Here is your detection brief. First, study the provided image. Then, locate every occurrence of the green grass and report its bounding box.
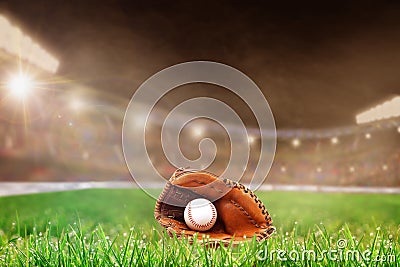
[0,189,399,266]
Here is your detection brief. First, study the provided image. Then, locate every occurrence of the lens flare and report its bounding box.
[7,73,34,99]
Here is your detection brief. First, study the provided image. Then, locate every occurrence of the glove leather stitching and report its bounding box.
[229,199,262,228]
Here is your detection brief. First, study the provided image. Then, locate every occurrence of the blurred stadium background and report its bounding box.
[0,2,399,195]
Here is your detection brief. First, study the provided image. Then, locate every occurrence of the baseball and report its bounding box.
[184,198,217,231]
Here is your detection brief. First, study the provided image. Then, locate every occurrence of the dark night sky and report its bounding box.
[1,0,400,128]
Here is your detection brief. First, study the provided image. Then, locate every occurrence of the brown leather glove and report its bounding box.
[154,168,275,243]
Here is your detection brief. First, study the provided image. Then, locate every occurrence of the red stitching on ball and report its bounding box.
[187,201,216,230]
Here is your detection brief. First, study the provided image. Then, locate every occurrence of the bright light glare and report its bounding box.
[248,135,255,144]
[70,99,84,111]
[0,15,59,73]
[291,138,301,148]
[356,96,400,124]
[331,136,339,145]
[7,73,33,99]
[192,125,203,137]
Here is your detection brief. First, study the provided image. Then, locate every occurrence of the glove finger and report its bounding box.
[215,183,275,240]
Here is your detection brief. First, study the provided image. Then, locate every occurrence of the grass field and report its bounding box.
[0,189,399,266]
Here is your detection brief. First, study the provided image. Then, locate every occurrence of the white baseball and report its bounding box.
[184,198,217,231]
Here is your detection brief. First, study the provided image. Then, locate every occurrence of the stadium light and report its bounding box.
[349,166,355,173]
[397,126,400,134]
[316,166,322,173]
[365,133,371,139]
[356,96,400,124]
[280,166,287,173]
[7,72,33,99]
[382,164,388,171]
[0,15,59,73]
[248,135,255,144]
[291,138,301,148]
[192,125,203,137]
[330,136,339,145]
[69,98,84,111]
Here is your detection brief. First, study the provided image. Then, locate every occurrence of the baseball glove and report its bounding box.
[154,168,275,243]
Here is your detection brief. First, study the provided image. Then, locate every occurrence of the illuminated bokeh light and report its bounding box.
[280,166,287,173]
[291,138,301,148]
[70,98,85,111]
[248,135,255,144]
[330,136,339,145]
[192,125,203,137]
[7,73,33,99]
